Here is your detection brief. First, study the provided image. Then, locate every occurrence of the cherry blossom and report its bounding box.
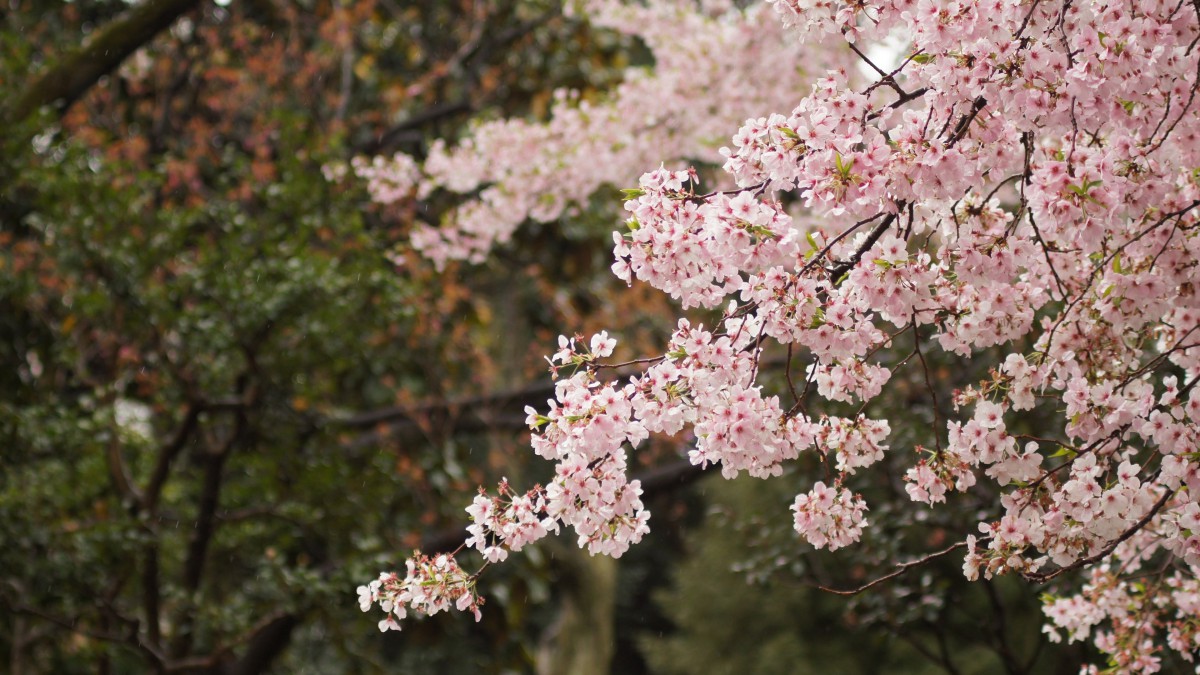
[355,0,851,267]
[358,0,1200,667]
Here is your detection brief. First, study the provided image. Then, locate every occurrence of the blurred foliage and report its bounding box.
[0,0,658,672]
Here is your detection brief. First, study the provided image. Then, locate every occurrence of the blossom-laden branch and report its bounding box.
[356,0,1200,669]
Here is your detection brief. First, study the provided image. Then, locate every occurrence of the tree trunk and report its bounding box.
[536,544,617,675]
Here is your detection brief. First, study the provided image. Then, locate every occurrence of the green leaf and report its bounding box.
[834,152,854,179]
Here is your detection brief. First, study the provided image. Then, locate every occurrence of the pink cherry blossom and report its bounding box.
[357,0,1200,667]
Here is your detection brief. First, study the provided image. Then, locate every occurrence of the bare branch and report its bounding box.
[143,403,202,513]
[813,540,971,596]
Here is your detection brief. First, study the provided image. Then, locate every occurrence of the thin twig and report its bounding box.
[814,540,971,596]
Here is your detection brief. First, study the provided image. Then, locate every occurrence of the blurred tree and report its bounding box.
[0,0,662,672]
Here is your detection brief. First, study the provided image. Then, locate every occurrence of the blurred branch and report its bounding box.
[222,612,301,675]
[637,458,706,500]
[144,403,202,513]
[332,380,556,440]
[1,595,168,671]
[355,7,559,155]
[338,355,789,449]
[106,435,145,511]
[8,0,205,123]
[812,540,971,596]
[173,365,257,659]
[981,580,1023,675]
[356,99,473,155]
[3,592,297,674]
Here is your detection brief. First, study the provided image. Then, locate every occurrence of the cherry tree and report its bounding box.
[357,0,1200,670]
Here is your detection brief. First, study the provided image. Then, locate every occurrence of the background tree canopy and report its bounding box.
[2,1,652,671]
[0,0,1143,673]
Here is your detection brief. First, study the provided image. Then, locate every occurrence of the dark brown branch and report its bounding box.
[331,381,557,430]
[946,96,988,147]
[221,613,300,675]
[827,210,900,279]
[1146,52,1200,153]
[106,435,145,511]
[356,100,473,155]
[144,403,202,513]
[8,0,204,123]
[3,598,167,670]
[636,458,707,500]
[181,450,232,595]
[911,320,944,454]
[3,593,297,674]
[173,390,250,659]
[981,579,1024,675]
[849,40,908,98]
[867,86,929,122]
[813,540,970,596]
[1021,131,1069,299]
[1022,486,1175,583]
[142,542,163,648]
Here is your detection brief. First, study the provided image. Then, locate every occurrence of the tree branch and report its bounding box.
[813,540,971,596]
[1022,486,1175,583]
[106,434,145,512]
[172,390,251,659]
[221,613,300,675]
[8,0,203,123]
[144,402,202,513]
[356,99,474,155]
[330,381,557,430]
[2,597,168,671]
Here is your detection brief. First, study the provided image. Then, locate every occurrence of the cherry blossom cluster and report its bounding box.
[524,367,652,556]
[791,481,869,550]
[465,478,556,563]
[613,167,802,309]
[348,153,420,206]
[353,0,850,267]
[359,0,1200,667]
[468,352,658,562]
[1041,529,1200,672]
[356,553,483,632]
